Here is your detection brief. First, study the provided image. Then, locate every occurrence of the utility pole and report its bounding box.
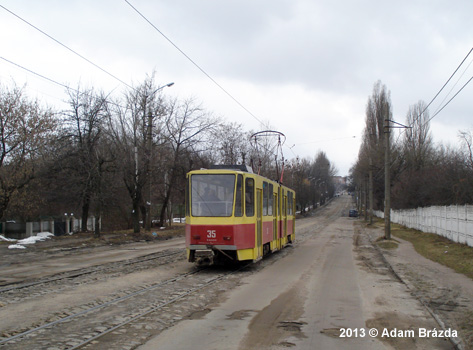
[383,119,411,239]
[368,155,373,225]
[384,118,391,240]
[363,176,368,221]
[144,82,174,232]
[146,110,153,231]
[133,130,140,234]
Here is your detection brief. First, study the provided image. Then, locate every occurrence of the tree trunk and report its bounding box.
[133,199,140,233]
[158,192,170,227]
[140,204,147,229]
[94,214,101,238]
[81,194,90,232]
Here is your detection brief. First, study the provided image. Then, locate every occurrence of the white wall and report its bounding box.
[374,205,473,247]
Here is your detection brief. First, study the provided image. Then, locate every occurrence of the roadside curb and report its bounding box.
[363,226,464,350]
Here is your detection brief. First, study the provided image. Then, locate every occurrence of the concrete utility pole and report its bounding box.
[383,119,410,239]
[384,118,391,240]
[363,177,368,221]
[146,110,153,231]
[144,82,174,232]
[369,156,373,225]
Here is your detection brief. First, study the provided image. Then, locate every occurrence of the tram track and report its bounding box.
[0,264,250,349]
[0,249,183,292]
[0,198,353,349]
[0,249,185,307]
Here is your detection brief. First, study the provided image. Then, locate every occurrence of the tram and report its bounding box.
[185,165,296,264]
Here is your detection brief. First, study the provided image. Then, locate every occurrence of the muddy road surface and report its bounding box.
[0,195,468,349]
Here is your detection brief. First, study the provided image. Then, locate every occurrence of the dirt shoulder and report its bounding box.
[0,227,185,285]
[0,226,185,257]
[360,222,473,349]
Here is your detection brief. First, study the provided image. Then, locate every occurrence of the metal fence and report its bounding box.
[374,205,473,247]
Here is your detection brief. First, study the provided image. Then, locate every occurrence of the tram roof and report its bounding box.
[208,164,254,173]
[188,166,295,192]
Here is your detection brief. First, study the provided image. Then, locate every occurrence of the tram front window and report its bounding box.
[191,174,235,217]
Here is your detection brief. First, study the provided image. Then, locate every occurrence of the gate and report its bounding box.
[54,221,66,236]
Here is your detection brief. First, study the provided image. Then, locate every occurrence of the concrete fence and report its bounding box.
[374,205,473,247]
[2,217,99,239]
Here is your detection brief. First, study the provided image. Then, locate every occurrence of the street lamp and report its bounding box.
[145,82,174,231]
[151,82,174,95]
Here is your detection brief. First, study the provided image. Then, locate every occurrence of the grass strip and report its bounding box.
[370,218,473,280]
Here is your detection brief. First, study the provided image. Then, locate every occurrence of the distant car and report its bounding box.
[349,209,358,217]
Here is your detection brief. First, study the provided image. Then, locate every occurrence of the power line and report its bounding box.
[418,47,473,119]
[124,0,265,127]
[431,56,473,117]
[0,4,134,91]
[297,136,357,145]
[427,74,473,123]
[395,47,473,141]
[1,56,73,92]
[0,56,132,111]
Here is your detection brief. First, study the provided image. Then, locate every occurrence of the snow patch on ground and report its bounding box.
[8,244,26,249]
[0,235,16,242]
[6,232,54,249]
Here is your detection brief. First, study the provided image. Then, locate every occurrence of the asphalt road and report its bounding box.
[1,195,461,349]
[137,196,452,350]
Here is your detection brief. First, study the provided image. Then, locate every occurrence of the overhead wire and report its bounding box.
[123,0,265,127]
[384,48,473,178]
[297,136,357,145]
[426,74,473,124]
[0,56,130,112]
[394,46,473,143]
[418,47,473,120]
[2,2,266,133]
[0,4,135,91]
[431,55,473,117]
[1,56,74,93]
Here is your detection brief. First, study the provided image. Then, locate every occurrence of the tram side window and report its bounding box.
[268,184,273,216]
[263,182,268,216]
[185,177,190,216]
[288,191,294,215]
[235,175,243,217]
[282,191,286,216]
[278,187,281,216]
[245,178,255,217]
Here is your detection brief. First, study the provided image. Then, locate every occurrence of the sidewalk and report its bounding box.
[362,224,473,349]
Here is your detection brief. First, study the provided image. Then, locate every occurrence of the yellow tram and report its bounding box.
[185,165,296,264]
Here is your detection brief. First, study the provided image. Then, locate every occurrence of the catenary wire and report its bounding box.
[123,0,265,127]
[418,47,473,119]
[394,47,473,142]
[426,74,473,124]
[0,4,135,91]
[0,56,131,111]
[431,56,473,117]
[1,56,76,92]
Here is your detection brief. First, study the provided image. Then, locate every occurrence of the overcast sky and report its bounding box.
[1,0,472,176]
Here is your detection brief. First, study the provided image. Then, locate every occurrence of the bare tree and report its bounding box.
[64,87,110,234]
[290,157,311,212]
[403,101,433,170]
[0,83,56,220]
[361,81,392,210]
[106,73,178,233]
[158,97,218,226]
[209,122,249,165]
[459,129,473,170]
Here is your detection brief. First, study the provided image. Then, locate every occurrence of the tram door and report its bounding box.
[278,187,283,246]
[256,189,263,258]
[273,191,278,250]
[283,194,288,237]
